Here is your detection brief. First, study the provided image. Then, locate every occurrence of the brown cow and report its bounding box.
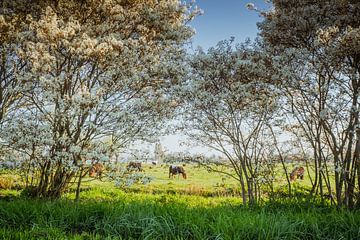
[290,166,305,181]
[127,161,143,171]
[169,165,187,179]
[89,163,104,178]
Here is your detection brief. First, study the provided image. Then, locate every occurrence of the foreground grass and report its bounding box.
[0,165,356,239]
[0,188,359,239]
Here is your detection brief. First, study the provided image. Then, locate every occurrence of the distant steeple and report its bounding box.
[154,142,164,163]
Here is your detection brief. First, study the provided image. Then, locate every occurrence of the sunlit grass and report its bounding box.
[0,190,359,239]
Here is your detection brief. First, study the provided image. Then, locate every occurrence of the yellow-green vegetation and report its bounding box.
[0,173,22,190]
[79,163,324,198]
[0,163,327,199]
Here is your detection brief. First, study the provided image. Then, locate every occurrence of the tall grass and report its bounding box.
[0,188,359,239]
[0,165,357,239]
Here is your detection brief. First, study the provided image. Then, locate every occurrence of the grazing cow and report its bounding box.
[127,161,143,171]
[151,161,158,166]
[169,165,187,179]
[290,166,305,181]
[89,163,104,178]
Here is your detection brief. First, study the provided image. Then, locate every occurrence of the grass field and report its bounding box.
[0,164,358,239]
[106,164,242,197]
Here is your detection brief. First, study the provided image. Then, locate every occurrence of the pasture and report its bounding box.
[92,163,323,197]
[112,164,241,197]
[0,164,359,239]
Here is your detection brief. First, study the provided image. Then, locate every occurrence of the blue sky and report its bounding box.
[189,0,271,50]
[159,1,272,155]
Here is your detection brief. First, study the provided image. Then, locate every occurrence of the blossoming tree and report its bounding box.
[182,39,279,204]
[258,0,360,207]
[0,0,197,199]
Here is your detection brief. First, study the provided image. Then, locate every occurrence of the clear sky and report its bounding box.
[160,0,271,156]
[189,0,271,50]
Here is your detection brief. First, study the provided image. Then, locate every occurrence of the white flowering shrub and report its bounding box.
[182,39,280,204]
[258,0,360,207]
[0,0,199,199]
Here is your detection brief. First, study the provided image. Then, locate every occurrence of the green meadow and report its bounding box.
[0,164,359,240]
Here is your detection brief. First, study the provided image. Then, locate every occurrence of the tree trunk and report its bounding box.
[75,168,84,202]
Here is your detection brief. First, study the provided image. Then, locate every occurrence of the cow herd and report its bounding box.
[87,161,188,180]
[125,162,188,179]
[87,161,305,182]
